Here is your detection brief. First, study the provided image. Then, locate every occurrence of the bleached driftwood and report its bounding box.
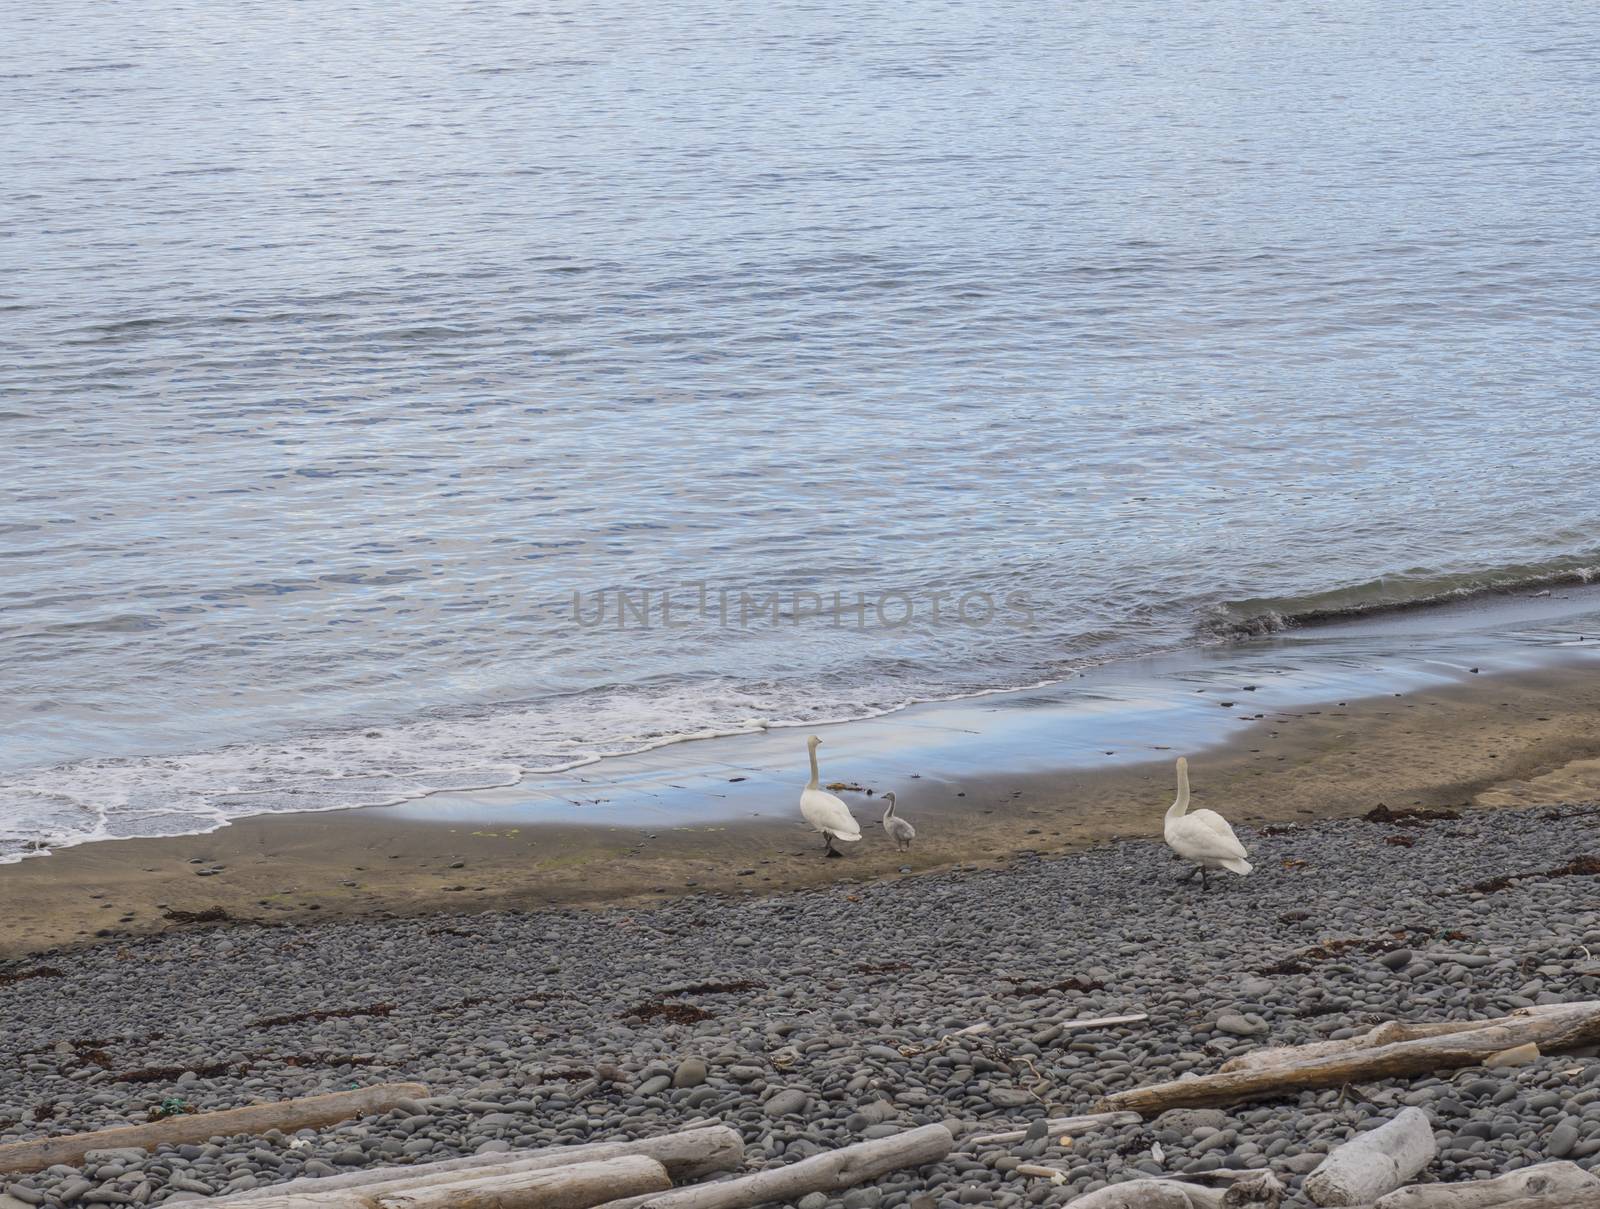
[377,1155,669,1209]
[1060,1014,1150,1033]
[0,1084,429,1175]
[1015,1163,1068,1179]
[1303,1109,1435,1206]
[1219,1007,1573,1073]
[964,1111,1141,1147]
[1101,1003,1600,1116]
[1371,1195,1600,1209]
[1062,1183,1203,1208]
[582,1182,738,1209]
[1061,1170,1284,1207]
[592,1124,953,1209]
[1363,1160,1600,1206]
[218,1127,744,1209]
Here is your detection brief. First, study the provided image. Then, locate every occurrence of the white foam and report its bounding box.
[0,677,961,863]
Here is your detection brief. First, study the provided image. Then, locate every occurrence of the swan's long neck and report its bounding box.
[1166,761,1191,822]
[883,797,896,820]
[806,745,820,790]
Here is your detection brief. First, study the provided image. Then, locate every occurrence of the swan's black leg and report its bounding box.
[824,834,842,859]
[1176,866,1201,883]
[1200,867,1209,891]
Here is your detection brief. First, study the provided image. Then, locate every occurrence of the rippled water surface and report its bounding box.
[4,0,1600,857]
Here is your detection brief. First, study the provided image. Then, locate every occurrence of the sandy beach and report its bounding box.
[5,660,1600,960]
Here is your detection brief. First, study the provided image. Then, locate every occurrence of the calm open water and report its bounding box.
[3,0,1600,858]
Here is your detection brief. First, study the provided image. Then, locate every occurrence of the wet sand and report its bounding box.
[4,661,1600,958]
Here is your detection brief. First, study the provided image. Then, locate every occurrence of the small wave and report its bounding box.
[1201,555,1600,639]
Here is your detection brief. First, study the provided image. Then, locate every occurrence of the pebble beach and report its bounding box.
[6,799,1600,1207]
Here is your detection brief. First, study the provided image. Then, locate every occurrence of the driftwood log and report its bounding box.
[1360,1161,1600,1207]
[1062,1182,1203,1208]
[1219,1007,1573,1073]
[217,1127,744,1209]
[1303,1109,1434,1206]
[1399,1194,1600,1209]
[593,1124,954,1209]
[1060,1014,1150,1033]
[0,1084,429,1175]
[378,1155,669,1209]
[1101,1003,1600,1115]
[1062,1171,1284,1208]
[964,1112,1141,1147]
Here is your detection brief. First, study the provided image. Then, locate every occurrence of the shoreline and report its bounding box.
[4,658,1600,959]
[7,576,1600,864]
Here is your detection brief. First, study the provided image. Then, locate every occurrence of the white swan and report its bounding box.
[800,735,861,857]
[881,791,915,851]
[1163,757,1252,889]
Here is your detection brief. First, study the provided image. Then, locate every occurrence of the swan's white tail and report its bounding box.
[1220,857,1253,875]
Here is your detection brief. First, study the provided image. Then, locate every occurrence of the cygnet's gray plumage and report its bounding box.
[881,791,915,851]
